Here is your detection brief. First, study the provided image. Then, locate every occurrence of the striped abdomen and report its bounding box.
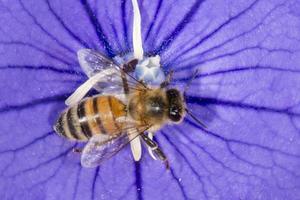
[54,96,126,141]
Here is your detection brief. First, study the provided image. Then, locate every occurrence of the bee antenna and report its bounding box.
[183,69,200,98]
[185,108,207,129]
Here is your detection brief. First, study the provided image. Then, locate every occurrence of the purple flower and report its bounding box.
[1,0,300,199]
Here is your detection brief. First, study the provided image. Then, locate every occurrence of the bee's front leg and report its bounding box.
[146,132,157,160]
[140,133,169,170]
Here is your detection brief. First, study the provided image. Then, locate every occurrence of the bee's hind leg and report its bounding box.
[140,133,169,170]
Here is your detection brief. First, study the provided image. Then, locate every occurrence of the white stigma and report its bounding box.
[132,0,144,60]
[131,0,165,86]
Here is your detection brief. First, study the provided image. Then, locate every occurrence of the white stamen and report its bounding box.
[65,69,114,106]
[132,0,144,60]
[130,137,142,161]
[127,128,142,161]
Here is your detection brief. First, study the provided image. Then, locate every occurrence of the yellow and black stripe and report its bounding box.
[92,97,107,134]
[54,96,127,141]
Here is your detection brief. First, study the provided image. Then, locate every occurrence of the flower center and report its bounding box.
[134,56,165,85]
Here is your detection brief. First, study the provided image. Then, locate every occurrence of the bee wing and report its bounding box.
[66,49,146,106]
[77,49,120,78]
[66,49,125,106]
[77,49,145,93]
[81,126,147,168]
[65,69,124,106]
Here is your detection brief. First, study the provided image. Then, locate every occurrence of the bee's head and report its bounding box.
[161,69,206,128]
[166,88,185,123]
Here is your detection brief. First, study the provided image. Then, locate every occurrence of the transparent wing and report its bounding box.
[78,48,119,77]
[65,68,124,106]
[66,49,124,106]
[81,126,147,168]
[78,49,124,93]
[66,49,147,106]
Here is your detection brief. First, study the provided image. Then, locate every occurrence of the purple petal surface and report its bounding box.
[0,0,300,200]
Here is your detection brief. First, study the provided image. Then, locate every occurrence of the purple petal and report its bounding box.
[0,0,300,200]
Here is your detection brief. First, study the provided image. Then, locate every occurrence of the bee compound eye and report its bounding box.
[169,106,181,122]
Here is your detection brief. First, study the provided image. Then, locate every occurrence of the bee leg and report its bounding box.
[72,148,82,154]
[123,59,138,72]
[147,132,157,160]
[160,70,174,88]
[141,133,170,170]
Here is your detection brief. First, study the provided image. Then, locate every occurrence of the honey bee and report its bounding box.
[54,49,205,169]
